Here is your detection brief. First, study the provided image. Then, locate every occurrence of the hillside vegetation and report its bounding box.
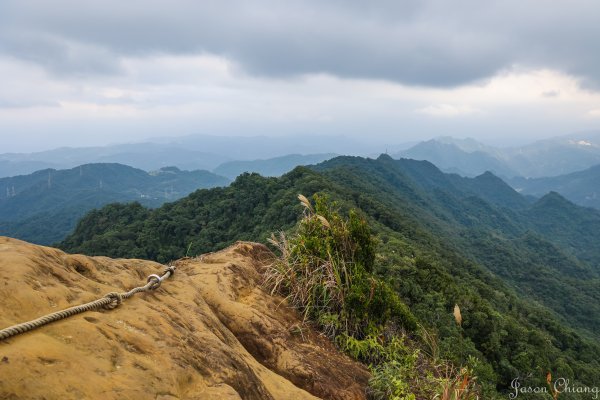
[510,164,600,209]
[0,163,229,244]
[61,155,600,398]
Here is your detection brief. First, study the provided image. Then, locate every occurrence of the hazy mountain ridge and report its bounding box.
[0,134,409,178]
[0,163,229,244]
[0,152,345,244]
[399,139,518,177]
[213,153,338,179]
[392,158,530,210]
[0,143,230,177]
[396,131,600,178]
[510,164,600,209]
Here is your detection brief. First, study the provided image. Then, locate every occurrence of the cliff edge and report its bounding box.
[0,237,369,399]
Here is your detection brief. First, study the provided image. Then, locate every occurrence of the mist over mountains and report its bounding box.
[394,132,600,209]
[213,153,337,180]
[5,130,600,181]
[509,165,600,209]
[0,134,408,178]
[397,131,600,178]
[2,129,600,252]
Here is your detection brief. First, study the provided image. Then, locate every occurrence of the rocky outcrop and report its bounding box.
[0,237,369,399]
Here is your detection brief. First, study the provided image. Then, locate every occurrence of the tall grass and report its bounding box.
[434,362,479,400]
[265,194,480,399]
[266,194,412,338]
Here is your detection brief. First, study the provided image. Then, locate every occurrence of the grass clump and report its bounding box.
[267,194,416,338]
[266,194,480,399]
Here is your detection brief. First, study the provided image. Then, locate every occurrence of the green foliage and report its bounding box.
[0,163,229,244]
[336,332,414,366]
[369,360,417,400]
[338,331,482,400]
[269,195,427,398]
[270,195,483,400]
[62,171,326,261]
[267,194,416,338]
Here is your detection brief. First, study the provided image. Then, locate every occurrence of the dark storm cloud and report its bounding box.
[1,0,599,87]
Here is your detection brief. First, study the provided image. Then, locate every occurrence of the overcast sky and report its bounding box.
[1,0,600,152]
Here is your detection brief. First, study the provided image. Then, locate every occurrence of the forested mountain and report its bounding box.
[398,139,517,177]
[396,132,600,178]
[510,164,600,209]
[0,163,229,244]
[60,154,600,397]
[404,136,600,210]
[213,153,337,179]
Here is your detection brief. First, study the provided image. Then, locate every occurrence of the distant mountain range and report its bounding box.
[0,153,353,244]
[213,153,337,179]
[5,130,600,217]
[396,131,600,178]
[0,163,229,244]
[399,138,517,177]
[509,164,600,209]
[5,131,600,180]
[0,134,411,178]
[0,143,230,178]
[394,133,600,209]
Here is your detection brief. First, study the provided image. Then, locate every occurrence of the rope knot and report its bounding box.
[163,265,176,276]
[103,292,123,309]
[147,274,162,290]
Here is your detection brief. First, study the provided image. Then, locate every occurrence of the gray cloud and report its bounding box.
[0,32,122,77]
[1,0,599,88]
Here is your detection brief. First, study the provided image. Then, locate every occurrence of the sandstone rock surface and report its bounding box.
[0,237,369,399]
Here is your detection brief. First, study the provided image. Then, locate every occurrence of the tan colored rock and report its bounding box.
[0,237,369,400]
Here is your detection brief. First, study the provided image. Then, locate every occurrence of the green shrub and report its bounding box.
[369,360,417,400]
[266,194,416,338]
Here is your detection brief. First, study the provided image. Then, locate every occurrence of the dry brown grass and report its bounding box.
[266,228,349,332]
[434,364,480,400]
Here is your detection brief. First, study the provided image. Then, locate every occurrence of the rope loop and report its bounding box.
[103,292,123,309]
[147,274,162,290]
[163,265,176,276]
